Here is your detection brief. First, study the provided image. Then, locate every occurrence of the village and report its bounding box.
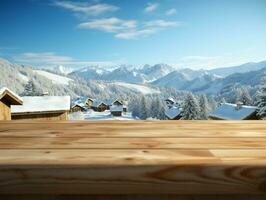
[0,86,263,121]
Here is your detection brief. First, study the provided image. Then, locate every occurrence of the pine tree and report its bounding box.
[156,97,166,120]
[139,95,148,120]
[237,87,253,105]
[150,98,158,118]
[256,74,266,119]
[21,80,41,96]
[181,93,201,120]
[199,94,209,119]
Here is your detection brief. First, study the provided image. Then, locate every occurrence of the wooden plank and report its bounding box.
[2,195,266,200]
[1,149,266,165]
[0,121,266,195]
[0,122,266,138]
[1,137,266,149]
[0,121,265,131]
[0,157,266,194]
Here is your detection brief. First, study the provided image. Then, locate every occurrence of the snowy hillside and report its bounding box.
[113,82,160,95]
[51,65,74,75]
[34,70,73,85]
[151,71,191,90]
[208,61,266,77]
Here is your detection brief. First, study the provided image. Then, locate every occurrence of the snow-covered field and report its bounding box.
[69,109,135,120]
[34,70,73,85]
[114,82,160,95]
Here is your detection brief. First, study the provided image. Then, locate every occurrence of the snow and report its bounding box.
[18,73,29,82]
[110,105,123,112]
[165,106,181,119]
[0,87,23,102]
[209,103,257,120]
[114,82,160,94]
[34,70,73,85]
[69,109,135,120]
[11,96,70,113]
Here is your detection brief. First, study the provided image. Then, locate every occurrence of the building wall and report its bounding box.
[0,100,11,120]
[111,111,122,116]
[70,106,85,113]
[12,111,68,121]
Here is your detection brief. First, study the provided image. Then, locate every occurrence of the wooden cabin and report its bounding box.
[85,98,94,107]
[0,87,23,120]
[165,106,182,120]
[70,104,86,113]
[208,103,259,120]
[91,101,108,112]
[113,100,123,106]
[165,97,175,108]
[110,105,123,116]
[11,96,70,120]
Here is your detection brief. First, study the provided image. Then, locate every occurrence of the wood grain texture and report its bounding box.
[0,121,266,195]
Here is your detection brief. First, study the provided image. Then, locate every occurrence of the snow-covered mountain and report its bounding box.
[1,57,266,98]
[69,63,174,84]
[69,66,108,80]
[51,65,74,75]
[151,71,190,90]
[151,71,220,92]
[138,64,175,82]
[0,58,161,97]
[208,61,266,77]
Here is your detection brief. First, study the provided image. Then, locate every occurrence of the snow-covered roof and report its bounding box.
[165,97,175,103]
[71,103,85,108]
[209,103,257,120]
[11,96,70,114]
[165,106,181,119]
[110,105,123,112]
[91,100,107,107]
[0,87,23,105]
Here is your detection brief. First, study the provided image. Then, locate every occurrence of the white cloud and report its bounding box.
[145,20,179,28]
[115,29,157,40]
[14,52,115,67]
[53,1,119,16]
[165,8,177,16]
[78,18,137,32]
[78,18,181,39]
[144,2,159,12]
[15,52,73,65]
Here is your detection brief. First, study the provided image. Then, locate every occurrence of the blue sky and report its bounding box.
[0,0,266,69]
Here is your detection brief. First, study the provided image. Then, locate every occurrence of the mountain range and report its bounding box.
[1,57,266,98]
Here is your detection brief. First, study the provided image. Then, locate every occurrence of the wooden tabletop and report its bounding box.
[0,121,266,195]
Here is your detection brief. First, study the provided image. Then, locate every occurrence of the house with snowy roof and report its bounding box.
[165,97,176,108]
[208,102,259,120]
[91,100,108,112]
[165,106,182,120]
[85,97,94,107]
[11,96,70,120]
[110,105,123,116]
[70,104,86,113]
[0,87,23,120]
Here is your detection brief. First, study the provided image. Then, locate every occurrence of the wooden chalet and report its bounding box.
[165,97,176,108]
[85,98,94,107]
[91,101,108,112]
[113,99,123,106]
[208,103,259,120]
[165,106,182,120]
[70,104,86,113]
[11,96,70,120]
[110,105,123,116]
[0,87,23,120]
